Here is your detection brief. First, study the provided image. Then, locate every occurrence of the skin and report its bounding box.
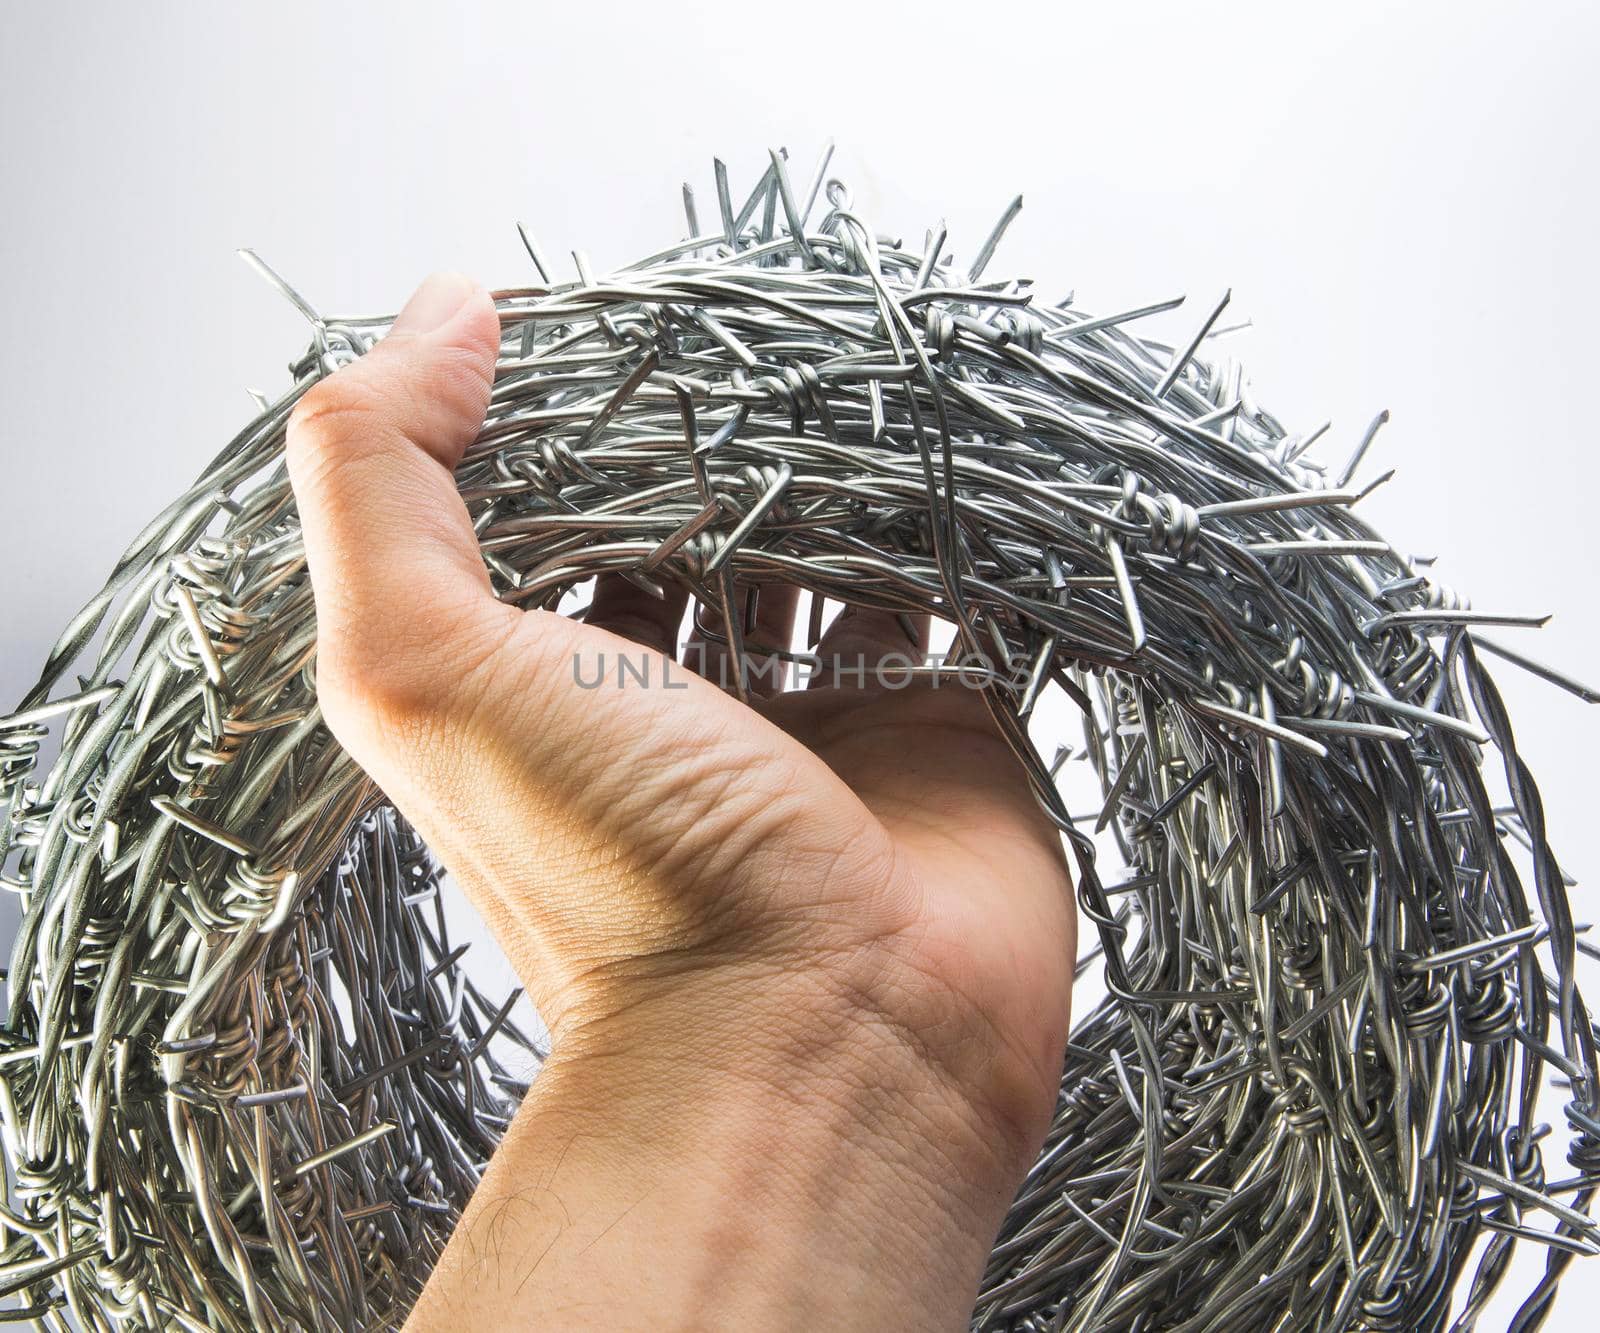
[284,272,1077,1330]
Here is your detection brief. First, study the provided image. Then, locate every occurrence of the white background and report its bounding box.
[2,1,1596,1326]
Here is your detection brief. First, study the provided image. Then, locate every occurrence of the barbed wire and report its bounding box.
[1,147,1595,1329]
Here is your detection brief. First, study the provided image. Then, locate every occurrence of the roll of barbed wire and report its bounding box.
[2,147,1596,1331]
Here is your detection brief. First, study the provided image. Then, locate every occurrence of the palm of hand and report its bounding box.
[761,677,1076,1127]
[390,602,1077,1150]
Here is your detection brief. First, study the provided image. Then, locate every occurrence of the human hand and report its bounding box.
[286,272,1076,1329]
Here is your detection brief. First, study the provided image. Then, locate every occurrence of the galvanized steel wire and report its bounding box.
[2,148,1597,1329]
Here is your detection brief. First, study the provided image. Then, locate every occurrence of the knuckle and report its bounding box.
[287,372,391,462]
[314,635,452,759]
[316,602,520,759]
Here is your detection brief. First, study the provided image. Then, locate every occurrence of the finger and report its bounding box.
[808,606,930,691]
[584,573,690,657]
[686,581,800,697]
[286,272,510,743]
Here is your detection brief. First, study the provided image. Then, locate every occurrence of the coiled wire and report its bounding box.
[1,148,1596,1330]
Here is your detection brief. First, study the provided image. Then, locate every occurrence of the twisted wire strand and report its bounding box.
[1,149,1596,1330]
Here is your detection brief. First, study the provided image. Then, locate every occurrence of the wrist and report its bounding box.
[548,980,1013,1329]
[553,945,1047,1201]
[416,953,1040,1330]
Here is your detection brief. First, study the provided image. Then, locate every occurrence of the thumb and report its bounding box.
[286,272,510,747]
